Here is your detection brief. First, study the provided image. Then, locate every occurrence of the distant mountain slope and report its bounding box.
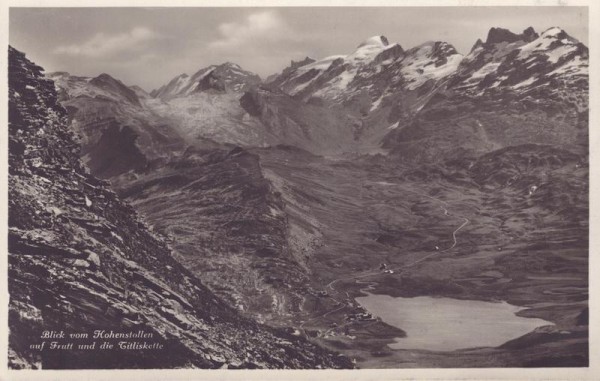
[48,71,186,178]
[382,26,588,162]
[261,27,587,159]
[8,45,351,370]
[106,25,586,160]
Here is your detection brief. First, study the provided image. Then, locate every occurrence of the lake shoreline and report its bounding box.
[354,292,553,352]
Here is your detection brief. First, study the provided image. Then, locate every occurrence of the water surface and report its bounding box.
[355,293,552,351]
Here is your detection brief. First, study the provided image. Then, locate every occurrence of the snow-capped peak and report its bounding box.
[275,35,399,99]
[221,62,242,69]
[274,35,463,100]
[357,35,389,49]
[153,62,261,100]
[400,41,463,90]
[301,55,346,71]
[347,38,392,64]
[517,26,583,62]
[450,25,587,102]
[542,26,566,38]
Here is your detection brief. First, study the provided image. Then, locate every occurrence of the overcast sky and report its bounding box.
[10,7,588,91]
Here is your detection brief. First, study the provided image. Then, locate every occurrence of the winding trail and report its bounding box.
[299,181,470,334]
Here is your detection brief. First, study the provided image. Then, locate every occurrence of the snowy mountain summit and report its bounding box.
[267,34,463,111]
[450,26,588,110]
[266,27,586,113]
[152,62,261,100]
[357,35,389,48]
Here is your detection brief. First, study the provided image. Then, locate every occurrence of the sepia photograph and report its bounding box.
[2,2,596,379]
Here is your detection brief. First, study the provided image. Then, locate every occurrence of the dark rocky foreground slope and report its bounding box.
[7,46,352,370]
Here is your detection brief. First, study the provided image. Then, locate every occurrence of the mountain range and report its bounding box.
[9,25,589,368]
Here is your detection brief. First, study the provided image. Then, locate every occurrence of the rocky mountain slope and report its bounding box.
[8,45,351,370]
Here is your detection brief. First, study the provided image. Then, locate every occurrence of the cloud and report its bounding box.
[209,11,293,51]
[205,10,311,77]
[54,27,160,58]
